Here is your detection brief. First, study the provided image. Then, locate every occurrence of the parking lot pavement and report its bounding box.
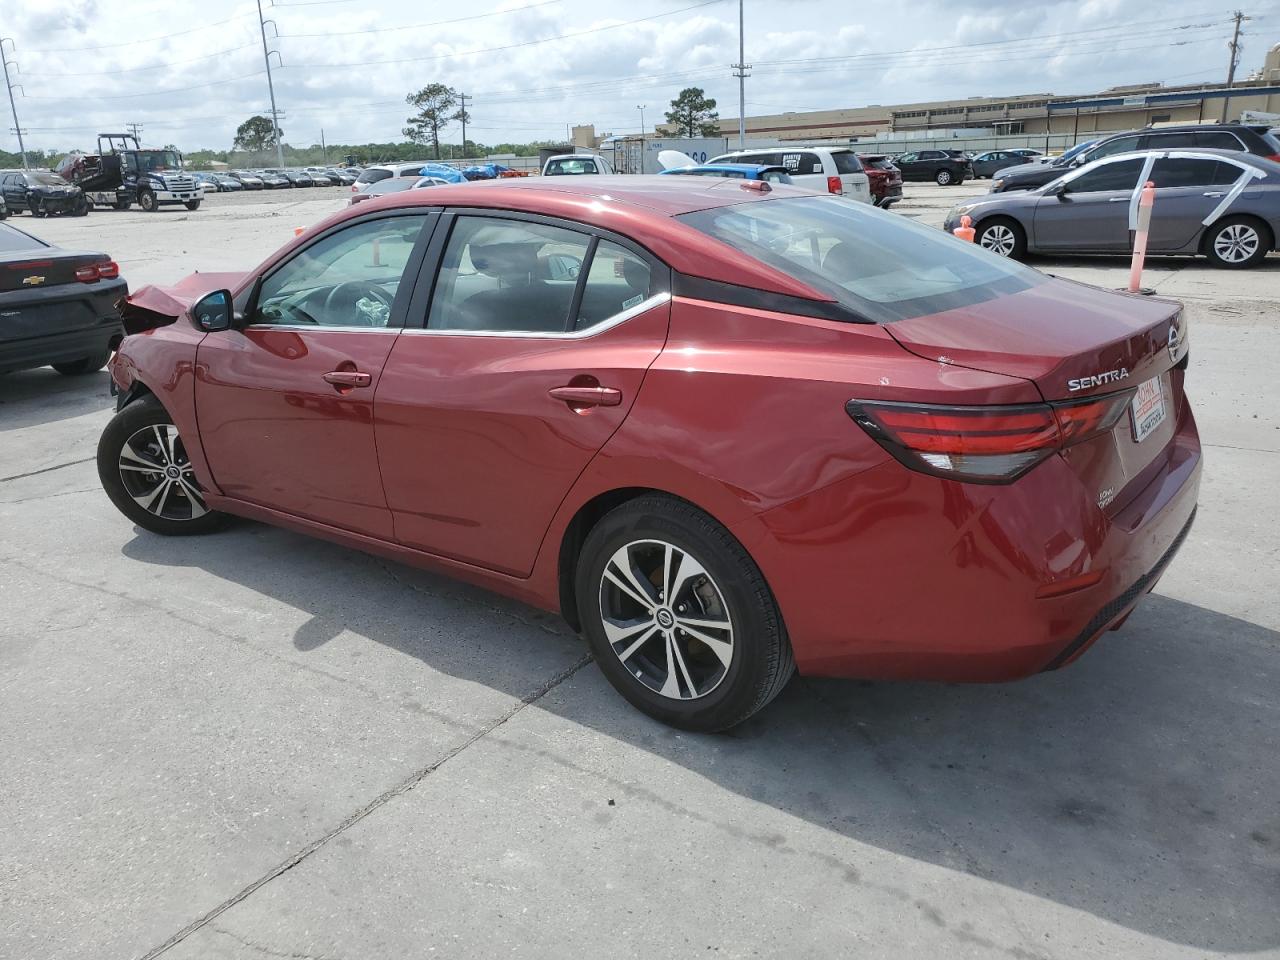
[2,186,1278,959]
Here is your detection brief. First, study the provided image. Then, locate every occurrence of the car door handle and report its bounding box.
[1108,197,1129,202]
[1203,191,1225,198]
[549,385,622,407]
[322,370,372,387]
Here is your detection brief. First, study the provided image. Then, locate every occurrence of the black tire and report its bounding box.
[935,169,954,186]
[97,396,227,536]
[1203,215,1271,269]
[575,495,794,732]
[31,200,44,218]
[115,198,131,211]
[74,196,90,216]
[52,349,111,376]
[975,216,1028,260]
[184,199,202,211]
[138,189,158,212]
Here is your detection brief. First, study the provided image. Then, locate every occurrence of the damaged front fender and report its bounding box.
[120,271,247,335]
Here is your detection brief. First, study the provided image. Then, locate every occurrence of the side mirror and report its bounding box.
[193,289,234,332]
[1047,181,1069,199]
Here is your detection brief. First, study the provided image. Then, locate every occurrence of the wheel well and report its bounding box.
[1201,214,1275,254]
[117,379,154,409]
[556,486,675,632]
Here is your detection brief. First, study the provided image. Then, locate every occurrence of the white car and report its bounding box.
[709,146,872,203]
[352,162,434,194]
[541,154,614,176]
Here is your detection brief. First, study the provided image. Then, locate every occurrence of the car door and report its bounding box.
[1033,157,1144,253]
[375,213,671,576]
[1146,156,1245,251]
[194,211,436,540]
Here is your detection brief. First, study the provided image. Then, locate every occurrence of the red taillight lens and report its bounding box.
[826,175,843,194]
[97,260,119,279]
[74,260,119,283]
[74,265,99,282]
[847,391,1134,483]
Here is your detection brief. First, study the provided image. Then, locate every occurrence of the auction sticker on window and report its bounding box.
[1130,377,1166,443]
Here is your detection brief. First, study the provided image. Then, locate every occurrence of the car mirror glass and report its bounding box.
[194,289,234,332]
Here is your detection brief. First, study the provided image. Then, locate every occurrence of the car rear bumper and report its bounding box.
[0,279,127,374]
[742,397,1201,682]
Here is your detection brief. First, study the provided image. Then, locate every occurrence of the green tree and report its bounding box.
[665,87,720,137]
[403,84,458,160]
[232,115,280,153]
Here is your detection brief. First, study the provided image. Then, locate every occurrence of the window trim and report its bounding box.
[238,208,440,332]
[402,208,671,338]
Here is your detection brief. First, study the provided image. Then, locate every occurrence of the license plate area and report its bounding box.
[1130,377,1167,443]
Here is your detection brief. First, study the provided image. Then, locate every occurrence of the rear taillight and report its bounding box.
[846,392,1133,483]
[74,260,120,283]
[826,175,843,195]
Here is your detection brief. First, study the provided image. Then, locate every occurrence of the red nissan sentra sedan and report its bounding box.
[97,177,1199,731]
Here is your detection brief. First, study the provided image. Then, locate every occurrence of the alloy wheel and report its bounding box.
[117,424,209,521]
[598,538,734,701]
[980,224,1017,257]
[1213,223,1259,263]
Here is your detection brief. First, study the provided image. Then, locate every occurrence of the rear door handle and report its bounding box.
[323,370,372,387]
[1108,197,1129,202]
[1203,191,1225,198]
[549,385,622,407]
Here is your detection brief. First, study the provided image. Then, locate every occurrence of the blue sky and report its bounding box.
[4,0,1272,152]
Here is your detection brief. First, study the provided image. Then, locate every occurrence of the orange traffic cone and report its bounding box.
[953,215,976,243]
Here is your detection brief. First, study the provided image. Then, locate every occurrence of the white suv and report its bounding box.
[353,162,434,193]
[709,146,872,203]
[541,154,615,176]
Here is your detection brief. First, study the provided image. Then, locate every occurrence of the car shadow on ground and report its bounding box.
[120,523,1280,953]
[0,367,113,433]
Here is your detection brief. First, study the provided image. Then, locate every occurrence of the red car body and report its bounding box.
[109,178,1199,683]
[858,154,905,208]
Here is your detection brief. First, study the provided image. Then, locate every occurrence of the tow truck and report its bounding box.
[56,134,201,212]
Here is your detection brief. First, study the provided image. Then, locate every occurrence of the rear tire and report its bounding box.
[114,198,131,211]
[52,349,111,376]
[975,216,1027,260]
[74,197,90,216]
[97,396,226,536]
[935,169,953,186]
[1203,216,1270,269]
[575,495,794,732]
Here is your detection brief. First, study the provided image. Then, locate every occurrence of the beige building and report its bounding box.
[676,43,1280,143]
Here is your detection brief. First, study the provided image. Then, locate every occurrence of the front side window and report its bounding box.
[1068,158,1144,193]
[427,218,657,334]
[1146,132,1197,149]
[678,196,1040,324]
[1086,136,1141,161]
[251,215,429,328]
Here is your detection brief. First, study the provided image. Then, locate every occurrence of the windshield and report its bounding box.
[138,151,181,171]
[677,195,1043,323]
[1053,140,1097,166]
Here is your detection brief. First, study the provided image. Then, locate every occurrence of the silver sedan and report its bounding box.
[944,149,1280,268]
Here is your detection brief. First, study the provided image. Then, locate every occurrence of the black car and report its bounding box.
[0,169,90,217]
[0,222,126,376]
[892,149,972,185]
[991,123,1280,192]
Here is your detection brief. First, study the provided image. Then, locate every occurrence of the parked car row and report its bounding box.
[190,167,364,193]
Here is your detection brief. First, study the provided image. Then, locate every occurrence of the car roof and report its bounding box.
[1084,147,1280,170]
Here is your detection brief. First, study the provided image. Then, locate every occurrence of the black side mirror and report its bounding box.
[193,289,234,332]
[1048,181,1069,199]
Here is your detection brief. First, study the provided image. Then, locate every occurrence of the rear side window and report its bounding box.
[778,152,821,175]
[831,152,863,174]
[576,241,653,330]
[1195,131,1244,150]
[1145,132,1198,149]
[677,196,1040,324]
[1150,157,1241,187]
[357,168,392,184]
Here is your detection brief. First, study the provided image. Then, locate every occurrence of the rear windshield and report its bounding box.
[0,224,47,252]
[831,152,863,174]
[677,196,1043,323]
[357,168,393,184]
[861,157,893,170]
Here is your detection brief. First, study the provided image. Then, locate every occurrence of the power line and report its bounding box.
[24,12,254,54]
[279,0,565,39]
[22,43,259,78]
[24,70,268,101]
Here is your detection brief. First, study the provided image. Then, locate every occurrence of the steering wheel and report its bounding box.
[321,280,394,325]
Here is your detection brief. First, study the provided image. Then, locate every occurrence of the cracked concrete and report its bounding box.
[2,185,1277,960]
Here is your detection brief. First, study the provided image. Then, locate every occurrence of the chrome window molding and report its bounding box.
[404,291,671,340]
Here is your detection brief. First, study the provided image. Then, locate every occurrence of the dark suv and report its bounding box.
[991,124,1280,192]
[0,170,89,217]
[893,149,972,185]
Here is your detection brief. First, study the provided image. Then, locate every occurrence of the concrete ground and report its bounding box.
[2,183,1277,960]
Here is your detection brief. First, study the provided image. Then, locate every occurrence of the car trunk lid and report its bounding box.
[0,250,107,293]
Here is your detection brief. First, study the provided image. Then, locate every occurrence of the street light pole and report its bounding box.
[637,104,646,138]
[1,38,28,169]
[732,0,750,148]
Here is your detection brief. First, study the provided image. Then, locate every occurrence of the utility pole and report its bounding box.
[320,128,327,163]
[458,92,471,157]
[636,104,646,138]
[731,0,750,148]
[126,121,144,142]
[1220,10,1250,122]
[255,0,285,168]
[1,38,27,169]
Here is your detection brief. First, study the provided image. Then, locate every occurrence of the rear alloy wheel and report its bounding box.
[97,397,226,536]
[935,169,953,186]
[1205,217,1269,269]
[976,217,1027,260]
[576,496,794,731]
